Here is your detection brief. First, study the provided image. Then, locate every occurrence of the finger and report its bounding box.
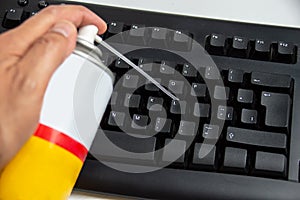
[2,5,107,56]
[16,20,77,95]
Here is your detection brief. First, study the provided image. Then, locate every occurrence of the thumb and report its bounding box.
[17,20,77,94]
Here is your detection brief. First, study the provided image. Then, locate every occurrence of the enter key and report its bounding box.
[261,92,291,128]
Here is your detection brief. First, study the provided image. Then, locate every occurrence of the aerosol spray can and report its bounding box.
[0,25,114,199]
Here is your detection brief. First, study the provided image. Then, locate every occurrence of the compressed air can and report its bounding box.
[0,26,114,199]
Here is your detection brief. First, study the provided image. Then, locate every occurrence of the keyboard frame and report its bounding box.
[1,1,300,199]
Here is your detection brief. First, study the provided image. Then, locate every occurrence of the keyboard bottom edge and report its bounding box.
[75,160,300,200]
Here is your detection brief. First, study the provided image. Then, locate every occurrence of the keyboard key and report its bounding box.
[170,100,186,114]
[223,147,247,169]
[261,92,290,127]
[192,143,216,167]
[182,63,197,77]
[226,127,287,149]
[147,97,164,111]
[168,80,184,94]
[105,21,124,42]
[122,74,139,88]
[205,66,221,80]
[255,151,286,173]
[228,36,249,58]
[237,89,253,103]
[100,54,114,66]
[178,121,196,136]
[115,57,130,69]
[162,139,186,163]
[228,69,244,83]
[131,114,149,129]
[205,33,226,55]
[169,30,193,51]
[3,8,26,29]
[124,94,141,108]
[138,58,153,71]
[251,39,271,61]
[38,1,48,9]
[151,27,167,40]
[232,36,248,49]
[145,78,161,91]
[191,83,206,97]
[18,0,28,6]
[93,130,156,162]
[155,118,172,133]
[193,103,210,118]
[241,109,257,124]
[149,27,168,48]
[277,42,294,55]
[214,86,230,100]
[127,24,147,45]
[251,72,291,88]
[108,111,125,127]
[203,124,220,139]
[217,106,233,120]
[272,41,296,64]
[160,61,175,74]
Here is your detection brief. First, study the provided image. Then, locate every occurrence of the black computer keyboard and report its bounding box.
[1,1,300,199]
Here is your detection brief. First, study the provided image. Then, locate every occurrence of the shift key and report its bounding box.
[90,130,156,163]
[226,127,286,149]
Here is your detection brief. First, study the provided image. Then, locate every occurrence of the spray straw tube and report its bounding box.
[0,26,114,199]
[95,36,179,101]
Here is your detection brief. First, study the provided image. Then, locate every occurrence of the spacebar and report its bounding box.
[226,127,287,149]
[89,130,156,162]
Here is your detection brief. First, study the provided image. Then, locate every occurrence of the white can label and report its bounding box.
[40,53,113,150]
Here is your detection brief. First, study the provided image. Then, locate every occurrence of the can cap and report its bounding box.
[77,25,99,44]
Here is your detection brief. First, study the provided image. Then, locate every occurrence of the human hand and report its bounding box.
[0,5,107,171]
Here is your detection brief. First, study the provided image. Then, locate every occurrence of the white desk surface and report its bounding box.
[64,0,300,28]
[68,0,300,199]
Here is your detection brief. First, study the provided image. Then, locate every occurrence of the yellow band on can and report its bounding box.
[0,126,85,200]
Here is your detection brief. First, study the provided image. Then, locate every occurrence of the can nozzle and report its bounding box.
[77,25,99,44]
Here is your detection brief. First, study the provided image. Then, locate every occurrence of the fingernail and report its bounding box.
[50,21,74,38]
